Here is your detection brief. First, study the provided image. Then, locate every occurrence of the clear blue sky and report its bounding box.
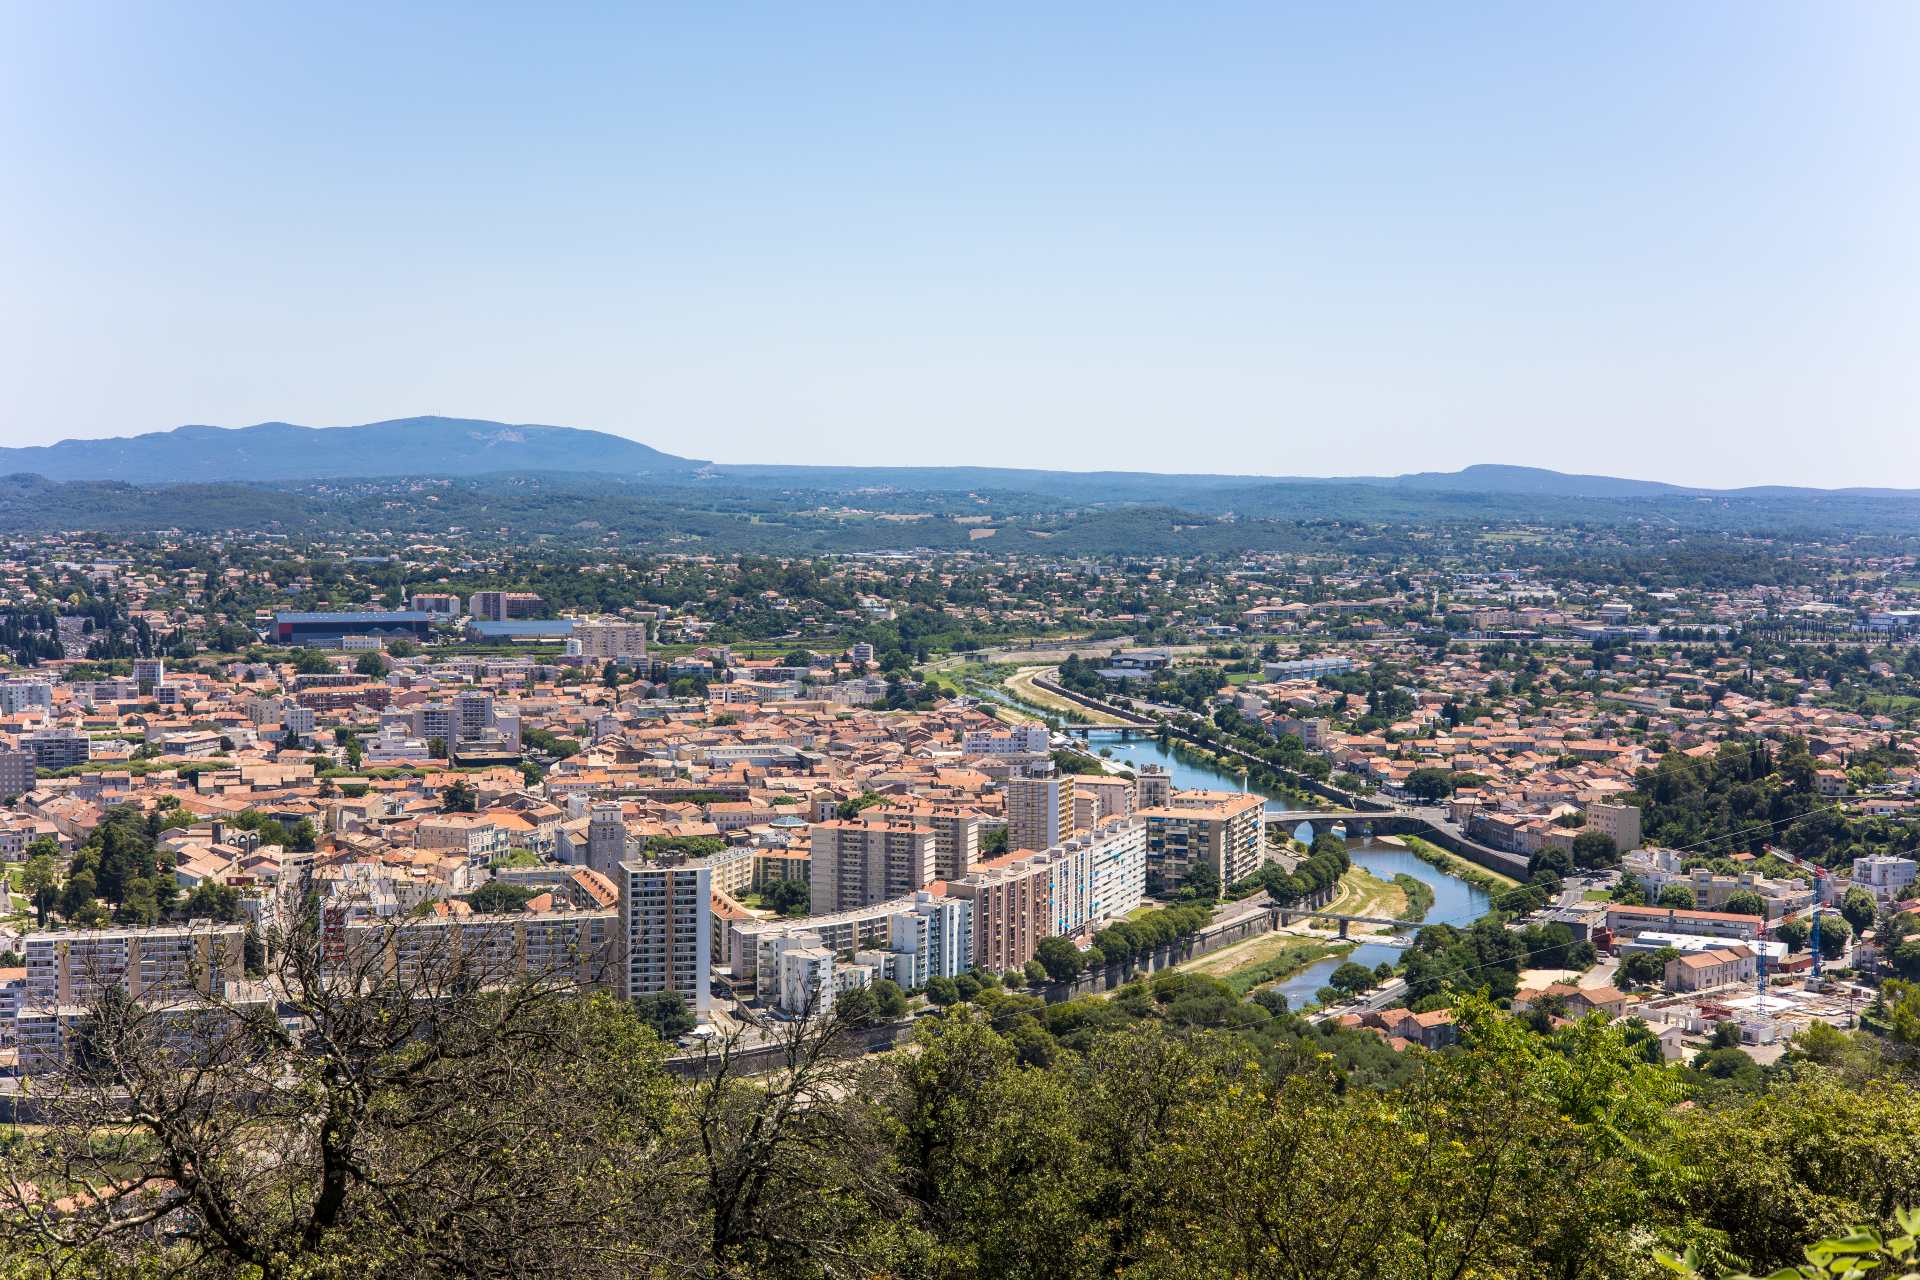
[3,2,1917,487]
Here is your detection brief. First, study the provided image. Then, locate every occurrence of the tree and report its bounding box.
[354,651,389,678]
[925,976,960,1007]
[1034,936,1085,984]
[443,778,478,812]
[1179,862,1222,902]
[467,881,539,914]
[283,647,337,676]
[1570,830,1620,869]
[1813,911,1852,960]
[870,979,908,1020]
[1328,961,1377,995]
[1617,946,1678,988]
[0,915,683,1279]
[762,878,811,917]
[1405,767,1455,803]
[428,734,448,760]
[1656,883,1696,910]
[19,845,59,927]
[1722,889,1768,920]
[1530,846,1575,879]
[1840,885,1879,934]
[632,989,698,1041]
[1777,914,1812,953]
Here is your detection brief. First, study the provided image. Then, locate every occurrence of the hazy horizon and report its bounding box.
[5,3,1919,489]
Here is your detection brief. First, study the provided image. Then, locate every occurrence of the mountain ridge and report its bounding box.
[0,418,1910,499]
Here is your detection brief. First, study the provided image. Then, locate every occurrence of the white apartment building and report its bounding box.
[1854,854,1919,902]
[573,620,650,660]
[962,724,1051,756]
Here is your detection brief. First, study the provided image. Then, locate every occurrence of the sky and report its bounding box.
[3,2,1918,488]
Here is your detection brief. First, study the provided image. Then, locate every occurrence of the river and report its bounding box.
[1084,731,1493,1009]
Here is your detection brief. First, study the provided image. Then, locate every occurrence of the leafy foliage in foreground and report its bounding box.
[3,954,1920,1279]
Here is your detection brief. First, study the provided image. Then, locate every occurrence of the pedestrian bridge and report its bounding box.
[1273,906,1422,938]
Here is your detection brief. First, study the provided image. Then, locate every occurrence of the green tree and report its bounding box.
[762,878,811,917]
[1656,883,1696,910]
[1722,889,1768,920]
[1840,885,1879,934]
[1571,829,1621,869]
[631,990,697,1042]
[1034,936,1085,984]
[354,651,389,679]
[467,881,539,914]
[1327,960,1377,995]
[1617,946,1678,988]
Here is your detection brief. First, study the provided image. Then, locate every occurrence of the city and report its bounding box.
[7,3,1920,1277]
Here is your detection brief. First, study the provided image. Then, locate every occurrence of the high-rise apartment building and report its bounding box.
[0,751,35,800]
[874,803,982,880]
[808,817,938,914]
[1135,764,1173,809]
[1138,790,1264,888]
[1073,776,1135,831]
[24,923,246,1009]
[573,620,649,660]
[1006,774,1073,854]
[131,658,166,696]
[1585,801,1643,854]
[0,679,53,716]
[889,892,974,985]
[468,591,545,622]
[616,859,712,1016]
[22,730,90,770]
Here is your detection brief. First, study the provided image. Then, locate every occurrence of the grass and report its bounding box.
[1393,873,1435,923]
[1002,666,1129,726]
[1222,939,1353,997]
[1322,866,1409,921]
[1401,835,1523,890]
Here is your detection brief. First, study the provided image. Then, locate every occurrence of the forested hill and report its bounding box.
[0,469,1917,556]
[0,417,707,482]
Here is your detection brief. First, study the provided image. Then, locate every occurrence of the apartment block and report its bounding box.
[808,816,937,914]
[617,859,712,1016]
[875,802,982,880]
[1006,774,1073,855]
[1138,789,1263,887]
[468,591,545,621]
[573,620,650,660]
[22,730,90,771]
[0,751,35,800]
[24,923,246,1009]
[339,910,614,988]
[961,724,1051,756]
[1585,801,1643,854]
[1072,776,1135,831]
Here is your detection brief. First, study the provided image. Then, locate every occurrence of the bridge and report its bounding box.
[1267,809,1394,842]
[1272,906,1421,938]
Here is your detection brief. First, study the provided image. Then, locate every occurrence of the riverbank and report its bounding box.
[1182,930,1353,997]
[1402,835,1523,891]
[1320,865,1408,923]
[1003,667,1128,726]
[1393,873,1435,922]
